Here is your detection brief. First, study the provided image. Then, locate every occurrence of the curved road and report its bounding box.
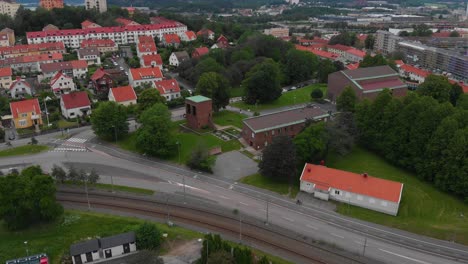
[1,130,468,264]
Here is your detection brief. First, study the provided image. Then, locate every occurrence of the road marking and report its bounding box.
[331,233,344,239]
[306,224,317,230]
[218,195,229,199]
[379,248,432,264]
[282,216,294,222]
[239,202,249,206]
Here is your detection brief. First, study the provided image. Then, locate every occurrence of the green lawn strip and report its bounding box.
[224,240,294,264]
[327,147,468,245]
[0,145,49,157]
[58,119,78,129]
[62,182,154,195]
[229,86,245,98]
[231,84,327,111]
[0,210,200,263]
[240,173,299,198]
[212,110,248,129]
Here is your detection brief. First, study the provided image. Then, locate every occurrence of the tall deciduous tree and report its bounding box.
[359,54,389,68]
[294,122,328,164]
[336,86,357,112]
[242,59,282,104]
[196,72,230,111]
[259,136,297,183]
[136,103,175,158]
[364,35,375,50]
[418,75,452,103]
[137,89,166,114]
[136,222,161,250]
[91,101,129,141]
[282,49,318,84]
[51,164,67,183]
[317,59,337,83]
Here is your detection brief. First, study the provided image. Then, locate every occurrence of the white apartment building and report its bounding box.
[0,1,20,17]
[85,0,107,13]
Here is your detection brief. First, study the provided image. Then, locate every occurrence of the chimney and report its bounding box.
[363,172,368,178]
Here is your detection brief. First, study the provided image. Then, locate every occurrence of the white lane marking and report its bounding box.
[331,233,345,239]
[173,182,211,194]
[282,216,294,222]
[219,195,229,199]
[306,224,318,230]
[379,248,432,264]
[239,202,249,206]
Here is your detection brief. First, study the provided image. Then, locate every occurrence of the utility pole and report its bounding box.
[265,200,269,225]
[239,211,242,243]
[362,237,367,256]
[110,174,114,193]
[206,239,209,264]
[84,173,91,210]
[24,241,29,262]
[176,141,186,204]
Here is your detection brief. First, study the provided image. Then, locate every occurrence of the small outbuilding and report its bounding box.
[70,238,100,264]
[100,231,137,259]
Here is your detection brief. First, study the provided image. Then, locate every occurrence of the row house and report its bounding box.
[0,42,65,59]
[77,48,101,65]
[0,53,63,73]
[26,21,188,49]
[50,71,76,95]
[153,79,181,101]
[80,39,118,53]
[295,45,339,61]
[115,18,140,26]
[0,67,12,89]
[39,60,88,80]
[129,67,163,87]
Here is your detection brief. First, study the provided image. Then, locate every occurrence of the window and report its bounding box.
[334,190,340,195]
[251,132,255,138]
[19,120,27,127]
[21,113,28,118]
[272,130,275,135]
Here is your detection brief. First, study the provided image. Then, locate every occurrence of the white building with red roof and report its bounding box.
[129,67,163,87]
[9,77,33,99]
[0,42,65,59]
[153,79,181,101]
[140,54,163,69]
[40,60,88,80]
[197,29,215,40]
[137,36,157,58]
[0,66,12,89]
[80,39,118,53]
[0,53,63,73]
[60,91,91,119]
[344,48,366,63]
[300,164,404,215]
[115,18,140,26]
[398,64,431,84]
[180,31,196,42]
[162,34,181,47]
[50,71,76,95]
[81,20,101,29]
[108,86,137,106]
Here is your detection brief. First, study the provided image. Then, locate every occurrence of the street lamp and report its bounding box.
[176,141,186,204]
[43,96,52,127]
[24,241,29,257]
[84,173,91,210]
[265,200,269,225]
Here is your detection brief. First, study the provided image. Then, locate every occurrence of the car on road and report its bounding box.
[282,88,288,93]
[119,67,124,71]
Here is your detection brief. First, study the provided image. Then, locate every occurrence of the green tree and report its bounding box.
[259,136,297,183]
[207,251,235,264]
[336,86,357,112]
[187,144,216,173]
[0,166,63,230]
[231,47,254,63]
[418,75,452,103]
[0,128,4,143]
[67,165,80,183]
[282,49,318,84]
[450,82,463,106]
[20,165,43,178]
[411,24,433,37]
[317,59,337,83]
[137,88,166,114]
[294,123,328,164]
[136,104,175,158]
[325,112,357,156]
[91,101,129,141]
[51,164,67,183]
[196,72,230,111]
[449,31,460,37]
[456,94,468,110]
[135,222,161,250]
[242,59,282,104]
[192,57,224,84]
[311,88,323,100]
[328,31,357,46]
[88,168,100,184]
[364,34,375,50]
[359,54,389,68]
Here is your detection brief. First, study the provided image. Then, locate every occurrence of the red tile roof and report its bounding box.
[81,20,100,28]
[0,42,65,57]
[130,67,163,81]
[296,45,339,60]
[50,71,72,86]
[432,31,452,38]
[110,86,137,102]
[346,62,360,70]
[115,18,139,26]
[91,68,109,80]
[138,42,157,53]
[217,35,228,44]
[1,53,63,67]
[81,39,116,48]
[153,79,180,95]
[164,34,181,44]
[0,67,12,77]
[394,60,404,66]
[400,64,430,78]
[300,164,404,203]
[184,31,197,40]
[328,44,352,52]
[346,48,366,58]
[138,35,154,44]
[142,54,162,67]
[39,60,86,73]
[449,80,468,93]
[10,78,31,90]
[197,29,214,36]
[10,99,41,119]
[192,47,209,58]
[61,91,91,109]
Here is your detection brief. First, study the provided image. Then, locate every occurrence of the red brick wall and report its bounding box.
[186,100,213,129]
[242,122,308,150]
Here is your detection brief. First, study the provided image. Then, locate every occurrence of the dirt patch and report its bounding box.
[161,239,202,264]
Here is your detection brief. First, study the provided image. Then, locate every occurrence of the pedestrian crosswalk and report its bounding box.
[49,136,90,153]
[67,138,87,143]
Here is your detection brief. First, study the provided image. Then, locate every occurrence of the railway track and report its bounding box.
[57,189,377,264]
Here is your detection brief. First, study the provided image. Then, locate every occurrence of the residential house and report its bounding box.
[0,66,12,89]
[0,32,9,47]
[50,71,76,95]
[115,18,140,26]
[40,60,88,80]
[81,20,101,29]
[70,238,100,264]
[169,51,189,67]
[9,99,42,129]
[197,29,215,40]
[91,68,114,95]
[162,34,181,48]
[80,39,118,53]
[344,48,366,63]
[0,53,63,73]
[153,79,181,101]
[180,31,196,42]
[77,48,101,65]
[398,64,430,84]
[140,54,163,69]
[60,91,91,119]
[192,47,209,59]
[327,65,408,102]
[300,164,404,216]
[137,37,157,58]
[0,28,15,46]
[242,106,329,150]
[108,85,137,106]
[129,67,163,87]
[0,42,65,59]
[211,35,229,49]
[9,77,33,99]
[100,232,137,259]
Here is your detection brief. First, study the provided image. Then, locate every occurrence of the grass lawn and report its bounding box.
[0,210,200,263]
[230,86,245,98]
[240,173,299,198]
[231,84,327,111]
[58,119,78,129]
[213,110,248,129]
[0,145,48,158]
[62,182,155,196]
[327,147,468,245]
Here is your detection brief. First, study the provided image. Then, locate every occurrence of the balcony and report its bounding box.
[31,114,41,120]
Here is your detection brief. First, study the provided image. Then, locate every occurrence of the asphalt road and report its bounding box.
[1,129,468,264]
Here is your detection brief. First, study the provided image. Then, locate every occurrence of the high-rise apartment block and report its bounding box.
[39,0,63,10]
[85,0,107,13]
[0,0,20,17]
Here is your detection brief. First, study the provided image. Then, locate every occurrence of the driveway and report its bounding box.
[212,151,258,181]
